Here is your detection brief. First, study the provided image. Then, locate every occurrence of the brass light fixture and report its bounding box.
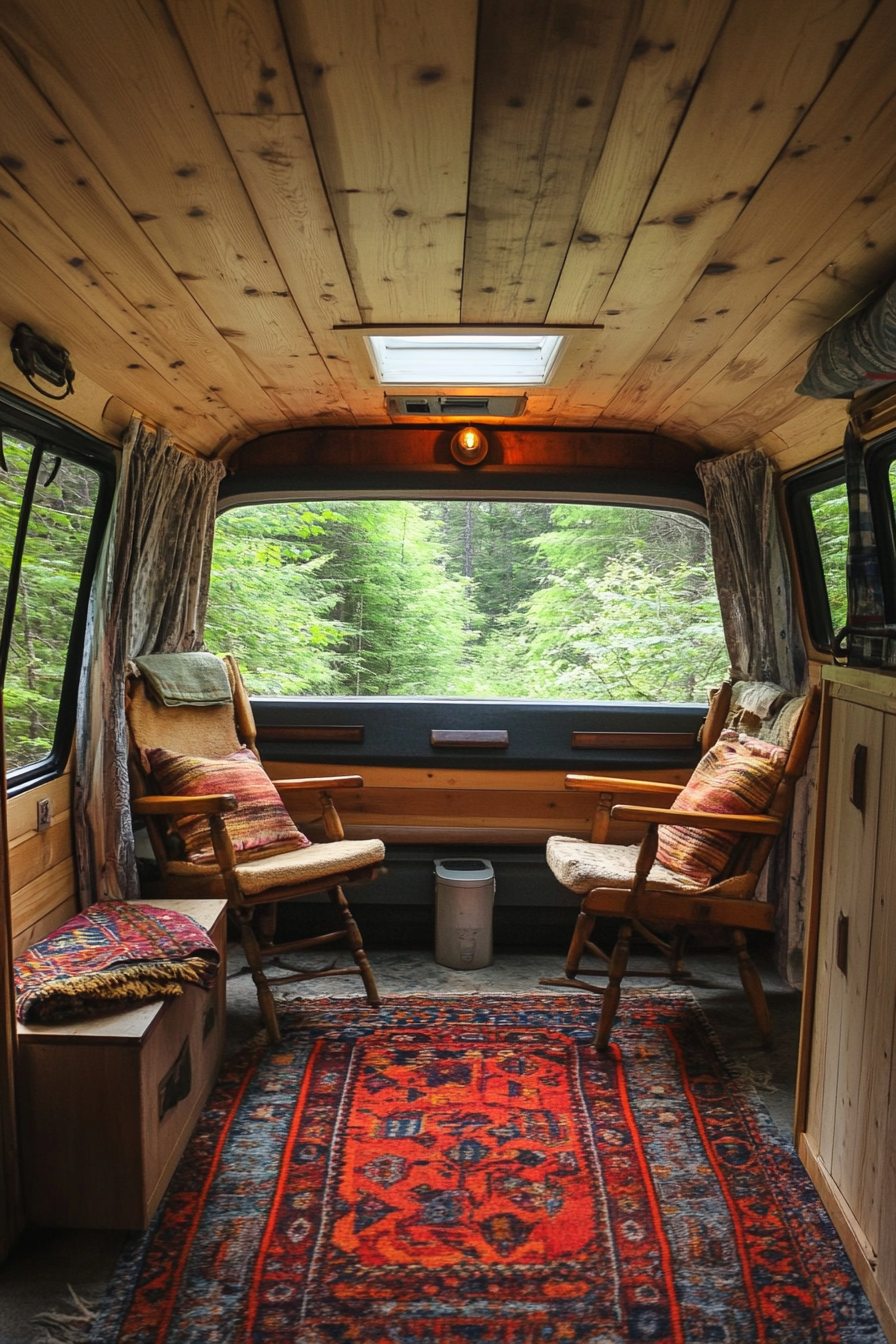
[450,425,488,466]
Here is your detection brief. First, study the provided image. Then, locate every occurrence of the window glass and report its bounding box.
[808,481,849,636]
[0,433,35,617]
[1,441,99,770]
[207,500,728,703]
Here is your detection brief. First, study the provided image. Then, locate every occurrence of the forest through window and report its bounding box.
[207,500,729,703]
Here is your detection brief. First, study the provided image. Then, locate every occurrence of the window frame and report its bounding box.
[785,456,848,652]
[865,427,896,621]
[0,391,116,795]
[210,485,723,708]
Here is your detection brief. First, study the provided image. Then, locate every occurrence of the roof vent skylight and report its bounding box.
[366,334,565,386]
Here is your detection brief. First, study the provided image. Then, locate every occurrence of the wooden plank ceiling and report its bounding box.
[0,0,894,462]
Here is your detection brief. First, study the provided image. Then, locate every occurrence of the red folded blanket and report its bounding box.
[14,900,220,1024]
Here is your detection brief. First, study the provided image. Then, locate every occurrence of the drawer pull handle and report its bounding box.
[256,725,364,743]
[430,730,508,748]
[158,1037,192,1121]
[836,913,849,977]
[572,731,696,750]
[850,744,867,813]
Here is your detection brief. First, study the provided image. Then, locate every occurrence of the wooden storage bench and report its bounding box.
[16,899,227,1230]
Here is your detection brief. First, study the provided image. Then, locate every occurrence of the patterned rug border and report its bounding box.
[87,983,805,1338]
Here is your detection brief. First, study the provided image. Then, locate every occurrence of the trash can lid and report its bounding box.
[435,858,494,883]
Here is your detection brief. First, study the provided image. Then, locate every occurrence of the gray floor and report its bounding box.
[0,944,802,1343]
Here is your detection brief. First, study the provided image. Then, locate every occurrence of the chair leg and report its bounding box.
[257,902,277,948]
[595,922,632,1051]
[732,928,773,1048]
[237,908,281,1045]
[669,925,688,978]
[566,910,596,977]
[328,885,381,1008]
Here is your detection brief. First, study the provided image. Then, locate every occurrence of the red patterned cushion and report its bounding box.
[656,731,786,885]
[146,746,310,864]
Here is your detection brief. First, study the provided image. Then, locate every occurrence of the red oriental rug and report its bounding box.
[89,994,885,1343]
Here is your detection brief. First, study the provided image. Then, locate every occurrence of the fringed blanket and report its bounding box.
[14,901,219,1025]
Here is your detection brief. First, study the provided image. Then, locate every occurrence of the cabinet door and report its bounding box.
[808,696,883,1230]
[859,714,896,1279]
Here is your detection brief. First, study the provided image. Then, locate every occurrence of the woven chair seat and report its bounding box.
[546,836,703,895]
[233,838,385,896]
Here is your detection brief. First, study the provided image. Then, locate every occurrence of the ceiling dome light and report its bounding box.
[450,425,488,466]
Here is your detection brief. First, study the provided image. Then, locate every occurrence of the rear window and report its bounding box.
[207,500,727,703]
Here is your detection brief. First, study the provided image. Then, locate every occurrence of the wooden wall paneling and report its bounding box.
[167,0,384,424]
[281,0,477,325]
[461,0,642,324]
[7,774,75,945]
[11,898,78,958]
[0,168,249,443]
[0,320,118,446]
[546,0,730,326]
[668,188,896,439]
[613,2,896,427]
[0,226,215,451]
[557,0,874,419]
[0,691,23,1259]
[855,713,896,1266]
[0,0,348,425]
[0,44,285,439]
[815,700,882,1181]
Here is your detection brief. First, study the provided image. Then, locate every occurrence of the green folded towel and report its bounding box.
[135,653,233,707]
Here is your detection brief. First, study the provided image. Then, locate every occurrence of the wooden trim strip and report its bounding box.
[572,731,697,750]
[255,725,365,744]
[430,730,509,748]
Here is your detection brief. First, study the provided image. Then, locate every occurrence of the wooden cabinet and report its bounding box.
[797,668,896,1342]
[15,899,227,1230]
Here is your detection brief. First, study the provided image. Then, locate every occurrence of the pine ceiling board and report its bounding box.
[166,0,382,422]
[0,167,251,442]
[628,158,896,429]
[605,2,896,426]
[461,0,643,324]
[695,351,826,449]
[0,224,218,452]
[0,42,286,436]
[546,0,731,326]
[666,197,896,438]
[280,0,477,325]
[766,401,848,471]
[556,0,874,419]
[0,0,350,426]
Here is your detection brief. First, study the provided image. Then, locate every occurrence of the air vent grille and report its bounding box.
[387,394,526,418]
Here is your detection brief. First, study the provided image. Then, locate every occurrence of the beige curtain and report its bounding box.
[74,419,225,904]
[696,449,812,986]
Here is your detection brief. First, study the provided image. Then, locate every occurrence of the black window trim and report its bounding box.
[865,427,896,622]
[0,389,116,796]
[786,455,847,653]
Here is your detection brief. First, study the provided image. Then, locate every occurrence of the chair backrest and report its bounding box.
[703,681,821,886]
[126,653,260,873]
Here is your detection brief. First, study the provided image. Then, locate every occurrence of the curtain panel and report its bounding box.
[843,425,896,668]
[696,449,811,985]
[74,419,225,905]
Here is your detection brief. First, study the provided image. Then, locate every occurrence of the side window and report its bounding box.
[807,481,849,636]
[0,417,110,781]
[206,500,729,703]
[787,463,849,650]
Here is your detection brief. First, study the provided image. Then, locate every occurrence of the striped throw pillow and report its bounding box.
[146,746,311,865]
[656,731,786,886]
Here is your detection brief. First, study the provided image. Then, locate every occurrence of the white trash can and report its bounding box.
[434,858,495,970]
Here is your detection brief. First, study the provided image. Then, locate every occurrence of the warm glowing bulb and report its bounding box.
[450,425,489,466]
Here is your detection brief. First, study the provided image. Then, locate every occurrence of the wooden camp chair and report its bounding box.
[543,681,821,1049]
[126,653,383,1044]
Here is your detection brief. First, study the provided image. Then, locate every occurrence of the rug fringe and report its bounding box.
[30,1288,97,1344]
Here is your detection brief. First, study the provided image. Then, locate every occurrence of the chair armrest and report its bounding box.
[273,774,363,792]
[133,794,238,815]
[611,804,781,835]
[565,774,681,798]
